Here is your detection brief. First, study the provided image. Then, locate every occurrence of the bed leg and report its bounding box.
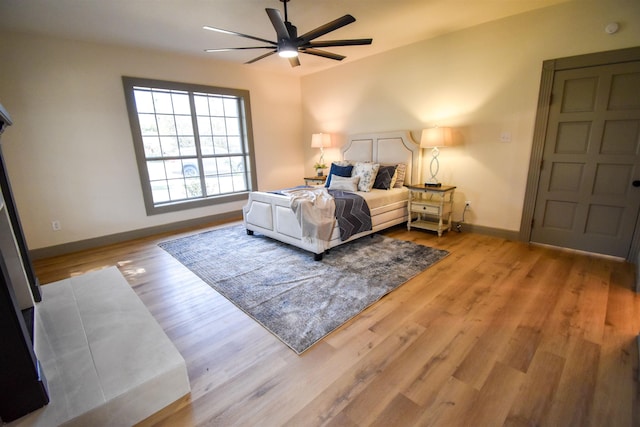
[246,229,254,236]
[314,252,324,261]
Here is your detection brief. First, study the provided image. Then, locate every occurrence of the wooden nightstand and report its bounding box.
[405,184,456,236]
[304,176,327,186]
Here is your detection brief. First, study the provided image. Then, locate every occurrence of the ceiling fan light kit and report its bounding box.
[204,0,372,67]
[278,40,298,58]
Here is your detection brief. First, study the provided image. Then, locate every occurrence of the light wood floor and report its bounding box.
[33,220,640,426]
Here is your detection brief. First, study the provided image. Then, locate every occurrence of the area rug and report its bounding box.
[159,225,449,354]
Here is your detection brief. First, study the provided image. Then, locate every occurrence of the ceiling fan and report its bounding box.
[203,0,372,67]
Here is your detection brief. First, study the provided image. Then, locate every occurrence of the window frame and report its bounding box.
[122,76,257,215]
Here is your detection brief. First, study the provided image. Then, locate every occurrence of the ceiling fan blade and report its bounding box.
[265,8,290,40]
[301,48,346,61]
[298,15,356,43]
[289,56,301,67]
[205,46,275,52]
[306,38,373,48]
[203,25,276,46]
[245,51,277,64]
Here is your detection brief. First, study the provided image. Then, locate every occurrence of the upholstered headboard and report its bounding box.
[341,130,422,185]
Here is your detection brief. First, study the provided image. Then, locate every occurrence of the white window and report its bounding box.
[122,77,256,215]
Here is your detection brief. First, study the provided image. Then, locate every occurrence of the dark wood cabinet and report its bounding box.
[0,103,49,423]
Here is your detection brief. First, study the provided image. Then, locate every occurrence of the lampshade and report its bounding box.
[311,133,331,148]
[420,127,453,148]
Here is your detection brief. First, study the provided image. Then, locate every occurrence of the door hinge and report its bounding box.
[540,159,544,170]
[531,218,535,228]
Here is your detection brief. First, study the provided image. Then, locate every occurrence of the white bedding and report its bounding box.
[304,186,410,211]
[357,187,409,210]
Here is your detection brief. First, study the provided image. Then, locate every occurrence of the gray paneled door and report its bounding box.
[531,61,640,257]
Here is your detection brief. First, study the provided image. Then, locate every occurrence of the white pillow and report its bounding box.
[328,175,360,192]
[352,162,380,192]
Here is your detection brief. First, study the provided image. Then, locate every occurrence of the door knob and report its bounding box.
[633,180,640,187]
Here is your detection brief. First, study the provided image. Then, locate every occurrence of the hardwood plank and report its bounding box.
[503,350,566,426]
[402,311,491,407]
[283,321,426,426]
[589,329,637,427]
[451,264,536,389]
[541,337,601,426]
[368,393,424,427]
[497,250,568,372]
[460,361,526,427]
[29,221,639,426]
[414,376,478,427]
[336,309,464,424]
[589,265,640,427]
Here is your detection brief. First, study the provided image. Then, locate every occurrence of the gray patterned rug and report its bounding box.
[159,225,449,354]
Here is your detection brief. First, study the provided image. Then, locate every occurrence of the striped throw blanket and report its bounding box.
[329,190,372,241]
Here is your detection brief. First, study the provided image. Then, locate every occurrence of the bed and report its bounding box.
[242,130,422,259]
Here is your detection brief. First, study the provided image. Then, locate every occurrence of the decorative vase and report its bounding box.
[316,169,324,176]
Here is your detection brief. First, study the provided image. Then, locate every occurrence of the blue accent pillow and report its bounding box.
[325,163,354,187]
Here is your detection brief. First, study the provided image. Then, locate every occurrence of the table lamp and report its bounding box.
[311,133,331,175]
[420,127,453,187]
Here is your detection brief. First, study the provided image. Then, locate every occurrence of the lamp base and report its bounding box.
[424,148,442,188]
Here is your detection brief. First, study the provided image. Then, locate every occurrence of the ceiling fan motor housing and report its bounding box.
[285,21,297,39]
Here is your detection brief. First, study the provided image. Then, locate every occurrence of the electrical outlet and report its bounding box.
[465,200,471,209]
[51,220,61,231]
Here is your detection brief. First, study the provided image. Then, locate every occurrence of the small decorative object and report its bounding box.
[314,162,327,176]
[311,133,331,176]
[420,126,453,187]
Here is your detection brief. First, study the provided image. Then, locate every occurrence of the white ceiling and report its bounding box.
[0,0,570,75]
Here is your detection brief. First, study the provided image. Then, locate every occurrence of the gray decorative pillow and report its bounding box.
[328,175,360,192]
[373,165,397,190]
[352,162,380,192]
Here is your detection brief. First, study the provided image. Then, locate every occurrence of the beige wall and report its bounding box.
[301,1,640,232]
[0,33,303,250]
